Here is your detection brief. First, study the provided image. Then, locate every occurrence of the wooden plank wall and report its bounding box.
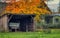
[0,15,8,32]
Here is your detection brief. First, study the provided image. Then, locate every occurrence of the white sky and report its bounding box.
[45,0,60,12]
[45,0,59,4]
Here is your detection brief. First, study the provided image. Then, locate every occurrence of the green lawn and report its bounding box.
[0,29,60,38]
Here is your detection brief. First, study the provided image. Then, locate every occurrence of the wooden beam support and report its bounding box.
[2,15,9,32]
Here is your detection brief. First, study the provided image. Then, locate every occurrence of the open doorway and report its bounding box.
[8,14,35,32]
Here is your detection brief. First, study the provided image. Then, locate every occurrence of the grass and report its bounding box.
[0,29,60,38]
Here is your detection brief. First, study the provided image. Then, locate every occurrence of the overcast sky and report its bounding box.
[46,0,59,4]
[45,0,59,12]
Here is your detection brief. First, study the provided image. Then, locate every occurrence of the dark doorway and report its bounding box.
[45,16,53,24]
[8,14,35,32]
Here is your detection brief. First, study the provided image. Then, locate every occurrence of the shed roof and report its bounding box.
[0,0,52,16]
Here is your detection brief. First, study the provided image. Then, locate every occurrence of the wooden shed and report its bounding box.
[0,14,35,32]
[0,0,51,32]
[0,2,36,32]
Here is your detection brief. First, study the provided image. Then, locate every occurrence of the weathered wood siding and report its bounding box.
[0,15,8,32]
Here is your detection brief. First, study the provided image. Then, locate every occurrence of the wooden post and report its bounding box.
[2,15,9,32]
[0,17,3,32]
[28,16,35,32]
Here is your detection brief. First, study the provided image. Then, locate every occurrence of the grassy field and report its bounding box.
[0,29,60,38]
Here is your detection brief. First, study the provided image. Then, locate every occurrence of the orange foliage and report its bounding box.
[1,0,51,22]
[5,0,50,15]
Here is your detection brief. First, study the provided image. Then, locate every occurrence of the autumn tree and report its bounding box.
[2,0,51,21]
